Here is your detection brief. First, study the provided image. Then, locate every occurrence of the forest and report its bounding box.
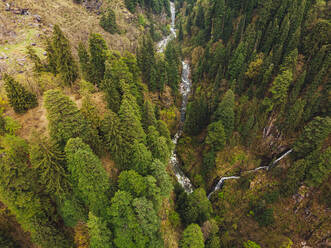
[0,0,330,247]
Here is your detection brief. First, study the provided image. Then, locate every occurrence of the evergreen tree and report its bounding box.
[195,5,205,28]
[178,21,184,41]
[100,110,124,162]
[78,42,91,82]
[0,135,70,248]
[52,25,78,85]
[130,140,153,175]
[29,136,70,201]
[108,191,162,248]
[87,212,113,248]
[180,224,205,248]
[4,74,38,114]
[270,69,292,111]
[205,120,226,151]
[213,89,235,139]
[150,159,173,198]
[27,46,45,72]
[44,89,101,152]
[65,138,111,217]
[147,126,170,164]
[100,9,118,34]
[89,33,108,86]
[293,117,331,158]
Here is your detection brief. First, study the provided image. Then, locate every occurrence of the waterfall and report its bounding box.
[207,176,240,199]
[207,149,293,198]
[158,1,194,193]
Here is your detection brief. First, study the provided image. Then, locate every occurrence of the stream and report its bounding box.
[158,1,194,193]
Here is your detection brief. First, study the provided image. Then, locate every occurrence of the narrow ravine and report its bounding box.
[158,1,194,193]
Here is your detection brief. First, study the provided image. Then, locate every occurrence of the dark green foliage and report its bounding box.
[100,9,118,34]
[87,212,113,248]
[142,100,157,130]
[250,200,274,227]
[180,224,205,248]
[179,188,213,225]
[165,41,180,92]
[108,191,162,248]
[0,231,19,248]
[0,135,71,248]
[151,159,173,198]
[205,120,226,151]
[130,140,153,175]
[243,240,261,248]
[29,136,70,201]
[178,21,184,41]
[89,33,108,85]
[44,89,101,152]
[4,74,38,114]
[293,117,331,159]
[65,138,111,217]
[51,25,78,85]
[184,97,210,135]
[213,89,235,139]
[78,42,91,81]
[146,126,170,164]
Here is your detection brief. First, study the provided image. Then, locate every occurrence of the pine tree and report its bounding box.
[130,140,153,175]
[195,5,205,28]
[52,25,78,85]
[89,33,108,86]
[100,9,118,34]
[27,46,45,72]
[150,159,173,198]
[147,126,170,164]
[4,74,38,113]
[65,138,111,217]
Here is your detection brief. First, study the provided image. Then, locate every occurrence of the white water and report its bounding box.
[158,1,194,193]
[157,2,176,53]
[208,149,293,199]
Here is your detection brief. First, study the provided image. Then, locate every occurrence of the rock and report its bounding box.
[33,14,42,22]
[31,43,36,46]
[43,52,47,56]
[5,3,10,11]
[18,70,24,74]
[18,62,24,66]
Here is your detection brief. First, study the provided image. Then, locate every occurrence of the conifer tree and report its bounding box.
[27,46,45,72]
[293,116,331,159]
[100,110,124,162]
[44,89,101,152]
[4,74,38,114]
[205,120,226,151]
[78,42,91,82]
[45,37,57,74]
[52,25,78,85]
[178,21,184,41]
[214,89,235,139]
[29,136,70,201]
[180,224,205,248]
[147,126,170,164]
[109,190,162,248]
[195,5,205,28]
[150,159,173,198]
[87,212,113,248]
[270,69,292,111]
[65,138,111,217]
[89,34,108,85]
[130,140,153,175]
[100,9,118,34]
[0,135,70,248]
[142,100,157,130]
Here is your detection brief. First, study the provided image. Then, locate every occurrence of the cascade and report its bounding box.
[158,1,194,193]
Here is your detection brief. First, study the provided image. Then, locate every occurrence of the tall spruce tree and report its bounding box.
[89,34,108,86]
[52,25,78,85]
[4,74,38,114]
[44,89,101,152]
[100,9,118,34]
